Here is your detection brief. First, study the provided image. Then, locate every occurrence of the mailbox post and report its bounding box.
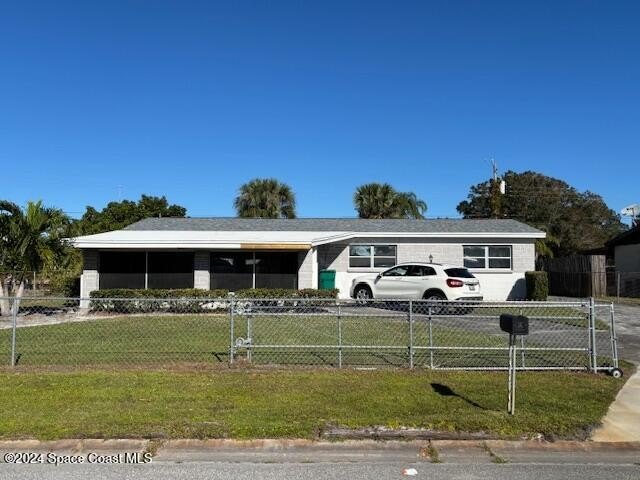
[499,314,529,415]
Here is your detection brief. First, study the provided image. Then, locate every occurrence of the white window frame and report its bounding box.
[463,245,513,271]
[348,243,397,270]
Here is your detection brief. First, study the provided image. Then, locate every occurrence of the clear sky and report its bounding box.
[1,1,638,220]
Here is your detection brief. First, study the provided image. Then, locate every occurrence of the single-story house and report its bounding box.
[72,217,545,303]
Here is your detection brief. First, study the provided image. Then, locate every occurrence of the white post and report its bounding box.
[144,251,149,289]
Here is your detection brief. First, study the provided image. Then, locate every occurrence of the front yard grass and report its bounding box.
[0,369,624,441]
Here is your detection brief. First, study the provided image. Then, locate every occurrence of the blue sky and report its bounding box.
[1,1,638,220]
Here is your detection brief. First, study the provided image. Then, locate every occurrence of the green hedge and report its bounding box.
[88,288,339,313]
[89,289,229,299]
[525,271,549,301]
[233,288,339,299]
[89,288,338,299]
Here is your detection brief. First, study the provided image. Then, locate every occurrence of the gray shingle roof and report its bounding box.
[124,217,543,234]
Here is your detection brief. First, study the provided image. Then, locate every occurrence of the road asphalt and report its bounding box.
[1,462,639,480]
[1,439,640,479]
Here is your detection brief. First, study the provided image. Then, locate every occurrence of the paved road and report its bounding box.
[2,440,639,479]
[1,461,639,480]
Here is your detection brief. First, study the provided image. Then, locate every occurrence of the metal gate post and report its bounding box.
[518,307,525,368]
[428,306,434,369]
[507,333,516,415]
[337,302,343,368]
[247,314,253,364]
[589,297,597,372]
[10,298,17,367]
[408,300,414,369]
[609,302,619,369]
[229,296,235,365]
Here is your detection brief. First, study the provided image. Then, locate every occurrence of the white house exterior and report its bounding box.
[72,218,545,303]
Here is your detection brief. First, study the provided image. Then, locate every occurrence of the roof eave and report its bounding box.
[71,230,546,249]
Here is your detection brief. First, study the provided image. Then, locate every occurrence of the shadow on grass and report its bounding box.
[431,382,486,410]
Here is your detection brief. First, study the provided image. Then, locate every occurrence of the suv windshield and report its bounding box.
[444,268,475,279]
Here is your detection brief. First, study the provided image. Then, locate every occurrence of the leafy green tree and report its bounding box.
[77,195,187,235]
[354,183,427,219]
[234,178,296,218]
[0,200,71,314]
[457,171,626,257]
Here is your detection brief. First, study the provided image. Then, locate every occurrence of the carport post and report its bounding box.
[408,300,414,369]
[10,298,17,367]
[589,297,597,373]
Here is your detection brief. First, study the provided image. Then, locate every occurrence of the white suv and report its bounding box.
[349,263,483,302]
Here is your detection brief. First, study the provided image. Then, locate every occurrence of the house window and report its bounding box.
[349,244,397,268]
[463,245,512,270]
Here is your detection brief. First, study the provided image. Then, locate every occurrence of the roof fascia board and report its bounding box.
[71,231,545,249]
[311,231,546,246]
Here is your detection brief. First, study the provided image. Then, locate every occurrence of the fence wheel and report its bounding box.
[610,368,623,379]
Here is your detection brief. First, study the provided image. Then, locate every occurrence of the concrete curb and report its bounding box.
[2,438,640,465]
[1,438,639,454]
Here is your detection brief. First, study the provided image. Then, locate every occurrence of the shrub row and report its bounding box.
[233,288,339,299]
[88,288,339,313]
[89,288,339,299]
[89,288,229,299]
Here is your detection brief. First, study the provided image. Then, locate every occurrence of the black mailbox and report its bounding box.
[499,314,529,335]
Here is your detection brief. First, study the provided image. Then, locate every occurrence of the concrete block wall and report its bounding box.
[298,248,317,289]
[317,237,537,301]
[80,250,99,308]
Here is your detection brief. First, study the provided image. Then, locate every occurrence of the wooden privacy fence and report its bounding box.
[541,255,607,297]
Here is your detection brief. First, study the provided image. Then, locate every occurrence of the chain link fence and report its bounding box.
[0,296,619,373]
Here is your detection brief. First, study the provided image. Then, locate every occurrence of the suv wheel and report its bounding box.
[354,285,372,304]
[423,291,447,315]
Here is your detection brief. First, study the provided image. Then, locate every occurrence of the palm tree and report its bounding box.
[234,178,297,218]
[354,183,427,219]
[0,200,70,315]
[353,183,397,219]
[394,192,428,219]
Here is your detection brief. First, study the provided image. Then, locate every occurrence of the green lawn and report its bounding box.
[0,369,624,440]
[0,312,603,369]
